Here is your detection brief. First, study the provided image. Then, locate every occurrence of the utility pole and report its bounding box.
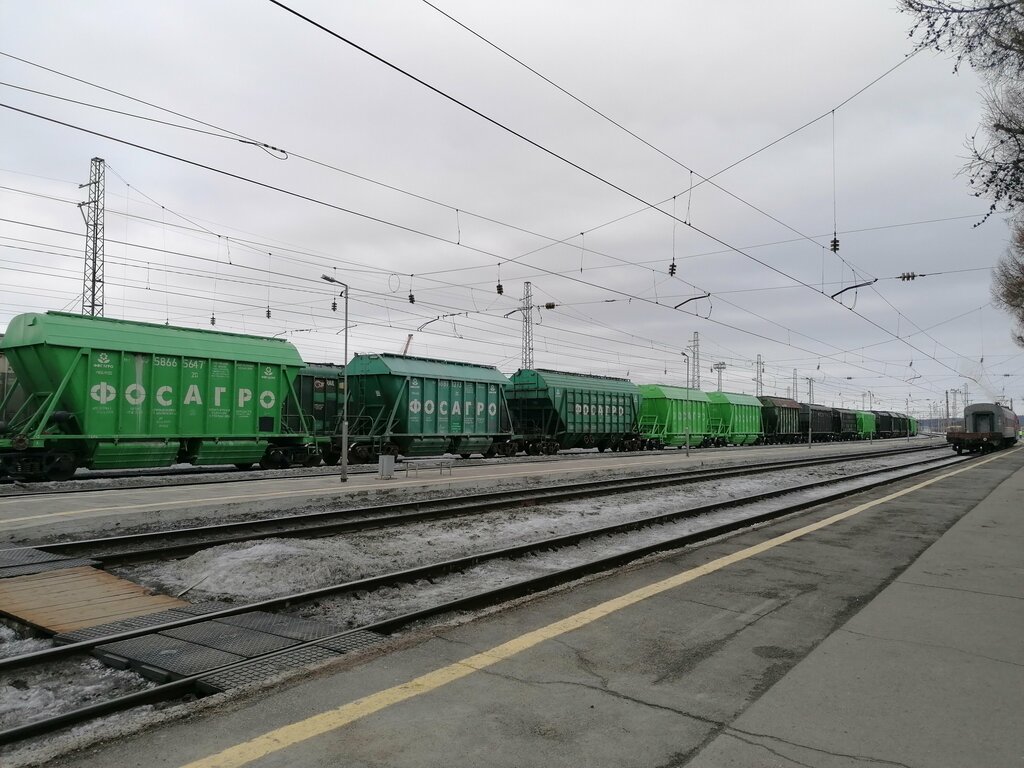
[962,383,969,407]
[713,362,726,391]
[754,354,764,397]
[945,390,950,431]
[78,157,105,316]
[522,281,534,370]
[806,377,814,447]
[691,332,700,389]
[951,388,958,420]
[792,369,798,402]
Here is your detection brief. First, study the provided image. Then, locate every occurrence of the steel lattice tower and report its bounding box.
[691,332,700,389]
[522,281,534,369]
[78,157,105,316]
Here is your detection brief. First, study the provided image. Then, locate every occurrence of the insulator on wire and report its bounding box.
[899,272,917,281]
[266,306,271,319]
[668,259,677,277]
[331,298,337,312]
[210,313,216,326]
[408,293,415,304]
[496,282,503,295]
[544,302,556,309]
[830,236,839,253]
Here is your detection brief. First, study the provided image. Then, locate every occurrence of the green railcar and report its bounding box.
[855,410,876,439]
[0,312,313,480]
[340,353,513,462]
[507,369,642,454]
[706,391,763,446]
[637,384,710,447]
[909,417,918,437]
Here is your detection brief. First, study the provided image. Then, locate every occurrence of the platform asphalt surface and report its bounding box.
[36,446,1023,768]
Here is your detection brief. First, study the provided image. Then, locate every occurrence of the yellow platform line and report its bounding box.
[180,449,1014,768]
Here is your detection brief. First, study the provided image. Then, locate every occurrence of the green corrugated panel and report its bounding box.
[513,369,640,396]
[345,353,508,385]
[638,384,710,446]
[706,391,763,445]
[2,312,303,365]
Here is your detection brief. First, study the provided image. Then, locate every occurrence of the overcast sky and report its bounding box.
[1,1,1020,416]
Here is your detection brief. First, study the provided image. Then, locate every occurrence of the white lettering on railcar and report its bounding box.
[259,391,276,409]
[90,382,116,404]
[214,387,227,407]
[440,401,449,416]
[185,385,203,405]
[156,386,173,406]
[488,403,497,416]
[237,388,252,408]
[424,400,435,415]
[125,383,146,405]
[409,399,422,414]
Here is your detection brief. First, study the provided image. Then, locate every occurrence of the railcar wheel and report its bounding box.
[259,449,290,470]
[321,451,340,466]
[349,444,373,464]
[483,446,497,459]
[234,463,254,471]
[45,454,77,482]
[303,454,322,467]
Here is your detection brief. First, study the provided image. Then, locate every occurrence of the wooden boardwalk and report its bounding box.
[0,566,186,634]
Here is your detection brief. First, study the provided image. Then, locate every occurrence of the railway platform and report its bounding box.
[26,446,1024,768]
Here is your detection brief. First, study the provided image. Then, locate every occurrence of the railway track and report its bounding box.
[0,447,965,745]
[0,438,938,498]
[32,443,942,564]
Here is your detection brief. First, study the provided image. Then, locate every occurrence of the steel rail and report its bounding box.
[36,445,942,565]
[0,438,942,498]
[1,450,958,675]
[0,452,967,746]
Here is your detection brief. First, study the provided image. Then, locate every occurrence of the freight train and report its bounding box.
[0,312,924,481]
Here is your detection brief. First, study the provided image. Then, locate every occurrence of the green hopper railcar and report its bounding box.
[339,353,513,463]
[637,384,711,448]
[855,410,876,439]
[507,369,642,454]
[0,312,314,480]
[706,391,763,446]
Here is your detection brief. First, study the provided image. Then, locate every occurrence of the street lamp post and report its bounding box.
[322,274,349,482]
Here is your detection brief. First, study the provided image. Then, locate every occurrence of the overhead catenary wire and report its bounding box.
[261,4,971,387]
